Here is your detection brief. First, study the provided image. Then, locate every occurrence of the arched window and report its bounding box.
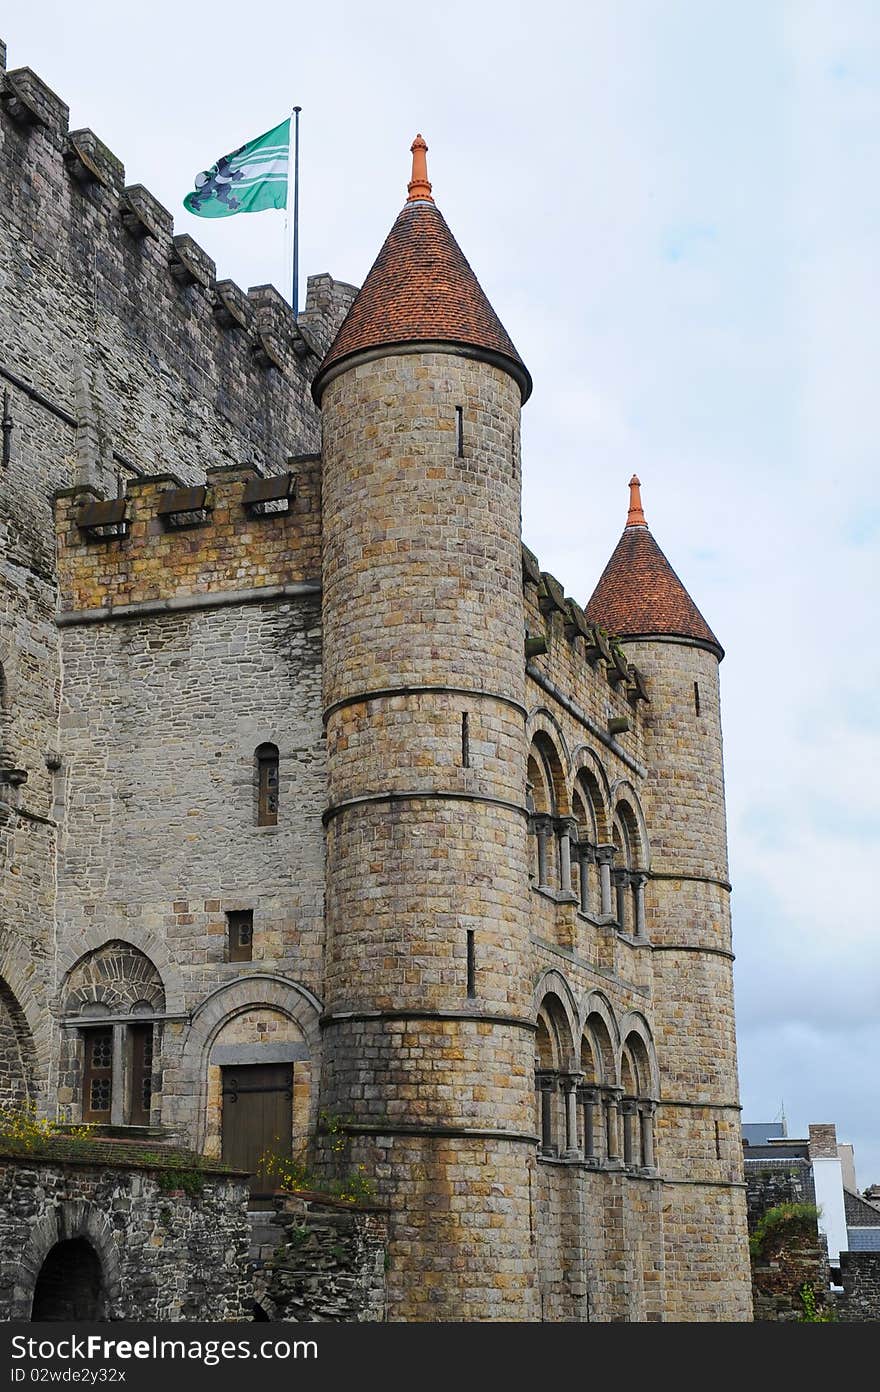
[611,799,647,938]
[581,1011,619,1166]
[572,773,605,916]
[534,992,575,1157]
[256,743,279,826]
[527,734,569,895]
[62,943,164,1128]
[620,1030,656,1172]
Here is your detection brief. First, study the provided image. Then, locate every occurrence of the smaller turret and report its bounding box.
[586,478,751,1320]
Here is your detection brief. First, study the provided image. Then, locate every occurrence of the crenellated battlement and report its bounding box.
[0,36,357,580]
[521,542,649,710]
[54,454,322,617]
[0,44,344,381]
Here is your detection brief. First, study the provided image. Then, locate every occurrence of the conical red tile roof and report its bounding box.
[585,477,723,657]
[312,137,530,403]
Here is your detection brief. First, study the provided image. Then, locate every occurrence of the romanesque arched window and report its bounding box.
[620,1029,656,1172]
[527,734,571,896]
[572,770,607,917]
[62,943,165,1127]
[255,742,279,826]
[534,992,575,1157]
[611,798,647,938]
[581,1009,620,1167]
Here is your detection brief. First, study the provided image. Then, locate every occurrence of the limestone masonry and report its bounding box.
[0,37,752,1320]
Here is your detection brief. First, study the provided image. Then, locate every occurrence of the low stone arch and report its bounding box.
[580,990,621,1085]
[526,707,573,774]
[55,925,184,1015]
[608,779,650,871]
[12,1201,122,1320]
[617,1011,660,1098]
[534,981,577,1156]
[182,975,323,1154]
[533,969,579,1063]
[569,746,612,839]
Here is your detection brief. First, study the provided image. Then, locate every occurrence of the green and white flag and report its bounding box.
[184,118,290,218]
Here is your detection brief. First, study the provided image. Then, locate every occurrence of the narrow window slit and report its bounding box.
[715,1119,722,1160]
[466,930,476,998]
[228,910,254,963]
[693,681,701,716]
[455,406,464,458]
[461,711,470,767]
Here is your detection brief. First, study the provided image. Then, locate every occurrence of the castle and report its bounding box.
[0,40,752,1321]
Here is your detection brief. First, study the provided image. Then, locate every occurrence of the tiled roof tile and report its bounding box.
[313,195,529,402]
[585,478,722,655]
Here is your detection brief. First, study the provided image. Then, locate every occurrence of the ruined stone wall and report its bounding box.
[0,1148,251,1320]
[260,1196,387,1323]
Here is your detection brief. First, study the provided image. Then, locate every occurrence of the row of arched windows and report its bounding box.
[526,731,648,938]
[534,986,657,1172]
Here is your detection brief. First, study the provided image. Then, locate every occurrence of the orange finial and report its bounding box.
[407,134,434,203]
[627,475,647,527]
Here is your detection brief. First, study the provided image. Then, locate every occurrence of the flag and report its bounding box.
[184,118,290,218]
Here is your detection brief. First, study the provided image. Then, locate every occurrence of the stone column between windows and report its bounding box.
[556,818,579,903]
[602,1085,624,1166]
[560,1073,582,1157]
[621,1098,638,1168]
[536,1070,557,1154]
[579,1085,599,1161]
[575,841,593,914]
[639,1100,656,1171]
[532,814,553,890]
[633,872,648,939]
[110,1022,126,1127]
[595,844,615,918]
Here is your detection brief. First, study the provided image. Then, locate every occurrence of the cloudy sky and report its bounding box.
[5,2,879,1181]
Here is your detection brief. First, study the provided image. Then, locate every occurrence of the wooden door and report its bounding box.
[220,1063,292,1198]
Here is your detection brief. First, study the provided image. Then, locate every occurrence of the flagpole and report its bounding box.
[291,106,301,316]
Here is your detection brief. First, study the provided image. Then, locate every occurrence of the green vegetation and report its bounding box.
[0,1101,93,1153]
[749,1202,821,1259]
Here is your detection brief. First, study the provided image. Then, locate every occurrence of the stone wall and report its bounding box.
[0,39,351,1141]
[838,1252,880,1322]
[0,1143,251,1320]
[750,1237,829,1322]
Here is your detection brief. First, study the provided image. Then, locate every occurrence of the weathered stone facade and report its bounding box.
[0,37,752,1321]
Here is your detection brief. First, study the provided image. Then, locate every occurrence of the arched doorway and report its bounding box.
[31,1238,105,1321]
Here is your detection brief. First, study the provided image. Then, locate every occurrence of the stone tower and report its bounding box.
[585,477,752,1319]
[313,137,540,1320]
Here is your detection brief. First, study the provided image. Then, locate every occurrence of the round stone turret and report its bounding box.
[586,479,752,1320]
[316,137,539,1321]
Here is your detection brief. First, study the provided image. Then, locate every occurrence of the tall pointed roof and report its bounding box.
[585,477,723,658]
[312,135,531,404]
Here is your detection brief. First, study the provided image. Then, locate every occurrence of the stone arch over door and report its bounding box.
[12,1201,122,1320]
[181,975,323,1157]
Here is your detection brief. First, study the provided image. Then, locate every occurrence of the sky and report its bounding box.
[4,2,879,1182]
